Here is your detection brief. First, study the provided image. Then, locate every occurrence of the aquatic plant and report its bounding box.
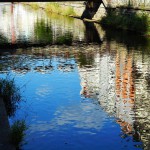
[100,9,150,35]
[0,78,21,116]
[10,120,27,150]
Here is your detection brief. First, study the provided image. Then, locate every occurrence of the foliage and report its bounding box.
[10,120,27,150]
[0,78,21,116]
[100,9,150,35]
[29,2,76,16]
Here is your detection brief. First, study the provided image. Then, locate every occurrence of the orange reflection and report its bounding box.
[115,51,135,134]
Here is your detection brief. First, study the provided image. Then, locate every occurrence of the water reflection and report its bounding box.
[84,22,102,44]
[0,40,149,149]
[34,19,53,44]
[0,3,150,150]
[78,43,150,149]
[103,27,150,51]
[0,4,103,48]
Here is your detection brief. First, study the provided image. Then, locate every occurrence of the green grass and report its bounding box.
[26,2,76,16]
[10,120,27,150]
[100,9,150,35]
[0,78,21,116]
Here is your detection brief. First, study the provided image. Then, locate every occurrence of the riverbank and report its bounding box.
[0,97,15,150]
[100,9,150,36]
[23,2,150,36]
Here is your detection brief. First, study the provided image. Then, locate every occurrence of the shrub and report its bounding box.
[100,9,150,35]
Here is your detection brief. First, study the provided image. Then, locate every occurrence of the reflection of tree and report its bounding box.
[84,22,102,44]
[34,19,53,44]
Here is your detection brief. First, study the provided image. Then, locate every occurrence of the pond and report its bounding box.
[0,3,150,150]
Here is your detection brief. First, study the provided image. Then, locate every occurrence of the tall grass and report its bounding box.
[0,78,21,116]
[10,120,27,150]
[100,9,150,35]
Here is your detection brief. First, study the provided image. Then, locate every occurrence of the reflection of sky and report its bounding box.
[30,103,106,133]
[0,54,143,149]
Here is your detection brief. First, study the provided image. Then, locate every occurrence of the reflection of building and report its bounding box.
[0,4,86,45]
[133,53,150,150]
[115,51,135,134]
[78,42,150,149]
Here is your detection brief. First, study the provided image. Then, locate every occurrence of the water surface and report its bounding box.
[0,3,150,150]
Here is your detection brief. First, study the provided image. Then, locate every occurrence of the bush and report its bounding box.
[100,9,150,35]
